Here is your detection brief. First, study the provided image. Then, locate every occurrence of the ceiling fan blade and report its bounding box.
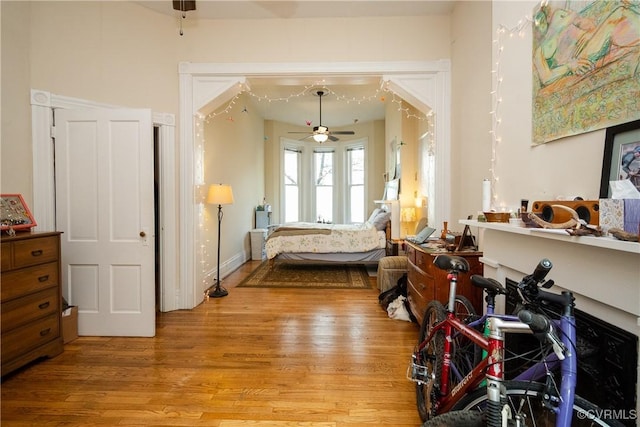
[328,135,339,142]
[330,131,355,135]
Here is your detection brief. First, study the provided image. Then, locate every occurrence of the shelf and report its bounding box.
[459,220,639,254]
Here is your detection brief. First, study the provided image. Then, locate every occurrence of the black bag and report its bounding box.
[378,273,408,311]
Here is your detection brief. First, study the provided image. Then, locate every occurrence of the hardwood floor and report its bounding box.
[1,261,422,426]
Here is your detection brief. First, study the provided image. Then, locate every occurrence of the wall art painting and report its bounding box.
[1,194,37,232]
[532,1,640,145]
[599,119,640,197]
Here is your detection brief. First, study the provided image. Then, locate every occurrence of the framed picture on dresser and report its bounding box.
[1,194,37,231]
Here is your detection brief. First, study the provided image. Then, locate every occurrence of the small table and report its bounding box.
[386,238,404,256]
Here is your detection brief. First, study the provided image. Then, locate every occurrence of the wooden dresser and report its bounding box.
[404,240,483,326]
[1,231,64,376]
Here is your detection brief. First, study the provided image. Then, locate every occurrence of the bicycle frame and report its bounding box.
[411,309,567,416]
[484,300,577,427]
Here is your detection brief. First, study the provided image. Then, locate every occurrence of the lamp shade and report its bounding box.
[313,133,329,143]
[207,184,234,205]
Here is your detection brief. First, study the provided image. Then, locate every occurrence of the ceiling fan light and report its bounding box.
[313,133,329,143]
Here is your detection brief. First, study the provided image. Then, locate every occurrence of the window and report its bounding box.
[314,149,334,223]
[283,147,300,222]
[281,139,367,223]
[347,146,365,223]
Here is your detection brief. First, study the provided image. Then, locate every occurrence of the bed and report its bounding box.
[265,209,391,264]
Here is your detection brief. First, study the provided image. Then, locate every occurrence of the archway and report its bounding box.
[178,60,451,309]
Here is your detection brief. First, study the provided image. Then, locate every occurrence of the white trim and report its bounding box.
[178,61,451,309]
[30,89,179,312]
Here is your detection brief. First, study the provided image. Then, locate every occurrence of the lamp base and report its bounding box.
[208,286,228,298]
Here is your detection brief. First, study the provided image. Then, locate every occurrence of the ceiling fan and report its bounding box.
[289,90,355,143]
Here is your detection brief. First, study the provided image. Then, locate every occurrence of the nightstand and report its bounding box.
[386,238,404,256]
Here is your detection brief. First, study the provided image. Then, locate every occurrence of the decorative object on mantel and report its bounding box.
[527,204,581,229]
[483,212,510,223]
[565,225,604,237]
[599,119,640,198]
[530,200,599,226]
[1,194,37,235]
[608,228,639,242]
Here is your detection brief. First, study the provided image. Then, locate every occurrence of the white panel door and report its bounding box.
[55,109,155,337]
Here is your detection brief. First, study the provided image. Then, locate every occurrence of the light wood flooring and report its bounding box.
[1,260,422,426]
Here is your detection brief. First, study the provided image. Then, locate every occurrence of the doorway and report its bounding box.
[30,89,179,315]
[178,61,452,309]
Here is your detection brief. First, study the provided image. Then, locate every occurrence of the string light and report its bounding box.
[489,8,535,209]
[202,81,431,124]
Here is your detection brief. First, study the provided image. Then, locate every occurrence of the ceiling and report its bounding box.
[137,1,456,128]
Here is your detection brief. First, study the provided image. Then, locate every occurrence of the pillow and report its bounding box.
[372,210,391,231]
[367,208,382,224]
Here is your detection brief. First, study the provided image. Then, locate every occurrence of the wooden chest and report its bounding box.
[1,232,64,376]
[404,240,483,326]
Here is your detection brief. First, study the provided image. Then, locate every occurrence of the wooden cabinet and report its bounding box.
[1,232,63,376]
[405,240,483,326]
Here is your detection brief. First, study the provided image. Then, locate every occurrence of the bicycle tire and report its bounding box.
[421,410,484,427]
[416,300,446,421]
[451,380,626,427]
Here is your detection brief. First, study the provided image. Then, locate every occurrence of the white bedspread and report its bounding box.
[265,222,386,260]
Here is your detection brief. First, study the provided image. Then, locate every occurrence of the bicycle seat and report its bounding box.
[471,274,507,295]
[433,254,469,273]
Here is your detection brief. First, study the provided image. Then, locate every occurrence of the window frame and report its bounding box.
[280,137,368,224]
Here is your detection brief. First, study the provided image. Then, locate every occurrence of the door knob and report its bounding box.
[140,231,146,237]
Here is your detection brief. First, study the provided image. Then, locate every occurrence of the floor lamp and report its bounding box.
[207,183,234,298]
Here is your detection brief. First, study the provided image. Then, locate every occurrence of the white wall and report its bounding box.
[450,1,493,225]
[490,2,607,213]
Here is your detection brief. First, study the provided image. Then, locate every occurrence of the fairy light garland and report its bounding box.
[201,82,431,124]
[490,13,534,210]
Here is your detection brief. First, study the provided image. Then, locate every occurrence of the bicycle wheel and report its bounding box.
[452,380,625,427]
[421,410,484,427]
[416,300,446,421]
[446,295,481,383]
[446,295,477,323]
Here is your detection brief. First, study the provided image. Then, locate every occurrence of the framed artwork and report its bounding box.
[599,119,640,198]
[1,194,37,231]
[532,1,640,144]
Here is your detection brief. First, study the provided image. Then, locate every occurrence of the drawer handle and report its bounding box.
[39,328,51,336]
[38,301,51,310]
[31,249,44,257]
[38,275,50,282]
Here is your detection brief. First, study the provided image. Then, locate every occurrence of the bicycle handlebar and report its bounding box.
[518,309,566,360]
[520,258,552,290]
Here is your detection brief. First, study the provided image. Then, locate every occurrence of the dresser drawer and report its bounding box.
[405,244,416,264]
[1,262,59,301]
[1,287,59,333]
[12,235,59,268]
[407,276,430,326]
[414,249,432,273]
[1,313,60,364]
[1,242,11,271]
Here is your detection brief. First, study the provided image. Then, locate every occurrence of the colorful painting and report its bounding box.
[532,1,640,144]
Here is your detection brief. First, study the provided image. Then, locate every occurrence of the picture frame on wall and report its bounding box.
[1,194,37,231]
[599,119,640,198]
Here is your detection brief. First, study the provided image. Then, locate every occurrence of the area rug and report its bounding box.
[238,262,372,289]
